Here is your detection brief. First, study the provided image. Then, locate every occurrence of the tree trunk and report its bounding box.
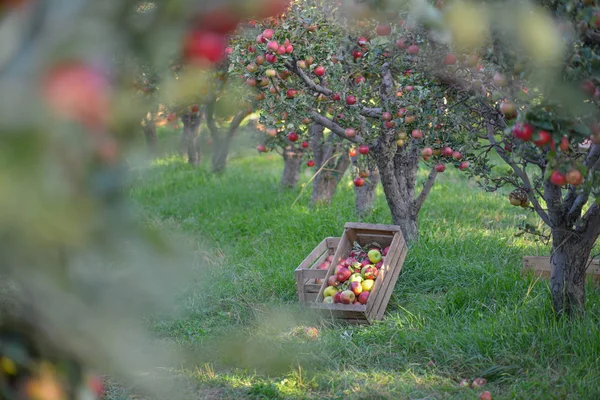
[550,230,595,317]
[142,112,158,155]
[374,143,421,243]
[281,146,303,188]
[211,136,231,174]
[181,112,201,166]
[354,167,379,219]
[310,123,350,205]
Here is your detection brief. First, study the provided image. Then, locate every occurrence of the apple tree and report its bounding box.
[230,0,469,238]
[399,0,600,316]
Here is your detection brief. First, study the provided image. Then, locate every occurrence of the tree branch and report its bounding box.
[227,110,247,139]
[486,123,552,226]
[413,166,438,215]
[310,112,364,144]
[204,102,220,139]
[564,143,599,216]
[285,60,332,96]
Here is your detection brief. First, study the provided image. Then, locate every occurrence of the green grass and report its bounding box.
[121,138,600,400]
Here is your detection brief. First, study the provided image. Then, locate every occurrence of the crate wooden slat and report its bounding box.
[522,256,600,284]
[295,237,340,303]
[310,223,408,324]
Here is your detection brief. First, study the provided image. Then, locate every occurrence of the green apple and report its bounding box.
[323,296,334,304]
[361,279,375,292]
[368,249,382,263]
[323,286,338,298]
[349,273,363,283]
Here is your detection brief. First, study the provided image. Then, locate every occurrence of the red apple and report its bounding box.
[314,66,326,76]
[422,147,433,157]
[396,38,408,49]
[287,132,299,142]
[441,146,453,157]
[512,123,533,141]
[301,141,309,149]
[327,275,340,287]
[352,50,363,59]
[277,45,286,55]
[459,161,470,170]
[256,144,266,152]
[435,164,446,172]
[384,121,396,129]
[566,169,583,185]
[262,29,274,40]
[349,148,357,157]
[411,129,423,139]
[383,246,389,256]
[350,281,363,296]
[255,55,266,65]
[358,291,369,304]
[346,95,357,105]
[382,112,393,121]
[43,62,111,128]
[183,30,227,65]
[479,391,492,400]
[286,89,297,98]
[266,53,277,63]
[533,130,552,147]
[376,24,391,36]
[358,145,369,154]
[306,160,315,167]
[332,93,341,101]
[559,136,569,152]
[340,290,356,304]
[357,37,368,47]
[344,128,357,138]
[443,53,457,65]
[407,44,419,55]
[266,40,279,52]
[334,292,342,303]
[353,177,365,187]
[337,267,352,282]
[452,151,462,160]
[550,170,566,186]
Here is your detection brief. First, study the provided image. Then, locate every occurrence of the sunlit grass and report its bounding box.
[124,137,600,400]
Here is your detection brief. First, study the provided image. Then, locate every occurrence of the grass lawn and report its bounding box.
[116,135,600,400]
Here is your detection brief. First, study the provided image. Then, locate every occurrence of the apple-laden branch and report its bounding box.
[486,123,552,227]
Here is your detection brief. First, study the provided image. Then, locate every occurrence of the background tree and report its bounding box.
[230,0,467,240]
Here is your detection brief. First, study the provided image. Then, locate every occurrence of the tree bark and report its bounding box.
[211,136,231,174]
[309,123,350,205]
[181,112,201,166]
[374,142,421,243]
[281,146,303,188]
[549,230,594,317]
[354,167,379,219]
[142,112,158,155]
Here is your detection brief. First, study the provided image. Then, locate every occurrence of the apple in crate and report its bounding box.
[361,265,377,280]
[358,291,369,304]
[317,261,330,270]
[349,273,363,283]
[327,275,340,287]
[360,259,371,267]
[350,281,363,296]
[337,267,352,282]
[333,292,342,303]
[323,296,334,304]
[361,279,375,292]
[383,246,390,256]
[323,286,338,298]
[326,255,334,262]
[340,290,356,304]
[368,249,383,263]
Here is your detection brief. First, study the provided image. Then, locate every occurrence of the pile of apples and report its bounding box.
[321,242,389,305]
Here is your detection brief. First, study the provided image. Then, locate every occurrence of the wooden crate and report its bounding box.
[310,222,408,324]
[295,237,341,303]
[522,256,600,284]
